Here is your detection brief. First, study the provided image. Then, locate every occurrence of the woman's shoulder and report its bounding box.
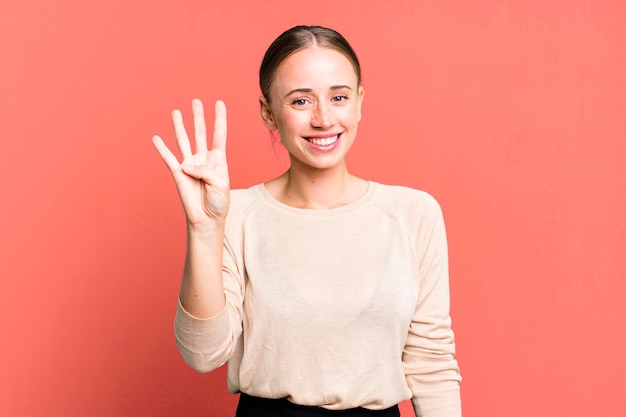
[229,183,266,215]
[372,182,442,215]
[370,183,446,240]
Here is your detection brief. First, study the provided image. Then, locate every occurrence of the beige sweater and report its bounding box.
[174,182,462,416]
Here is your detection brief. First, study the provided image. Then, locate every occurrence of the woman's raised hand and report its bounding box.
[153,99,230,228]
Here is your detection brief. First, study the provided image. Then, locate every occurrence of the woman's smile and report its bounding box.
[303,132,342,149]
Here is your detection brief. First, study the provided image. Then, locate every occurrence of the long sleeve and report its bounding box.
[402,196,462,417]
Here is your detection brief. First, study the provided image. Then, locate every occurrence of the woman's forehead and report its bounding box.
[272,47,358,92]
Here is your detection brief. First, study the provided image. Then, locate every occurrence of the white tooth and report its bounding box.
[310,135,337,146]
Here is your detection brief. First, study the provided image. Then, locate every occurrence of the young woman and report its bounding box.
[153,25,461,417]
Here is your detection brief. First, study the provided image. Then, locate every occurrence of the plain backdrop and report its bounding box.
[1,1,625,416]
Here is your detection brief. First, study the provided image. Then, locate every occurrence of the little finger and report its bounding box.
[152,135,182,173]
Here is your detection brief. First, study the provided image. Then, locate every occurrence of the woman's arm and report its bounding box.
[152,99,230,318]
[403,195,462,417]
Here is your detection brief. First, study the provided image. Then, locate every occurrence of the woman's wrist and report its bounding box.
[186,218,226,237]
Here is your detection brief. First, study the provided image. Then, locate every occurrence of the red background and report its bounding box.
[1,1,625,416]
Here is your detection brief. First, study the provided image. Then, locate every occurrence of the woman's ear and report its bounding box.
[259,96,278,130]
[356,85,365,122]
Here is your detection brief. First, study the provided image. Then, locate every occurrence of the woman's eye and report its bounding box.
[292,98,308,106]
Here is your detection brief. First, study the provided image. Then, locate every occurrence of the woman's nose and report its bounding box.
[311,102,334,128]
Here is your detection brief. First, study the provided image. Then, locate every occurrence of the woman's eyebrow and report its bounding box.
[284,85,353,98]
[284,87,313,97]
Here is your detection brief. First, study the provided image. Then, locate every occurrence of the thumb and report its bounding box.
[181,161,206,180]
[181,161,223,187]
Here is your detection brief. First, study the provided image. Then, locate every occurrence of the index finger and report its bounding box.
[211,100,227,152]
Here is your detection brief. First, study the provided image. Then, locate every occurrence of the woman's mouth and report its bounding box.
[305,133,341,146]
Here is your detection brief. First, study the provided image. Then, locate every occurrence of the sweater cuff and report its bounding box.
[412,387,462,417]
[174,298,229,353]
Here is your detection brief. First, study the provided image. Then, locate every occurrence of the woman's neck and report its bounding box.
[265,163,368,210]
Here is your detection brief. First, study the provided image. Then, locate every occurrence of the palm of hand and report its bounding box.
[153,99,230,226]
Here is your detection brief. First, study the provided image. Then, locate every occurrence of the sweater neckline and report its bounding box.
[253,181,378,216]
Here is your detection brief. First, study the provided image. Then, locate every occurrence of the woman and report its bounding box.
[153,25,461,417]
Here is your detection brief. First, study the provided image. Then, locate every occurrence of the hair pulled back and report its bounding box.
[259,25,361,102]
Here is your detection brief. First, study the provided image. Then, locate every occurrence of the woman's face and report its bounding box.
[260,46,364,172]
